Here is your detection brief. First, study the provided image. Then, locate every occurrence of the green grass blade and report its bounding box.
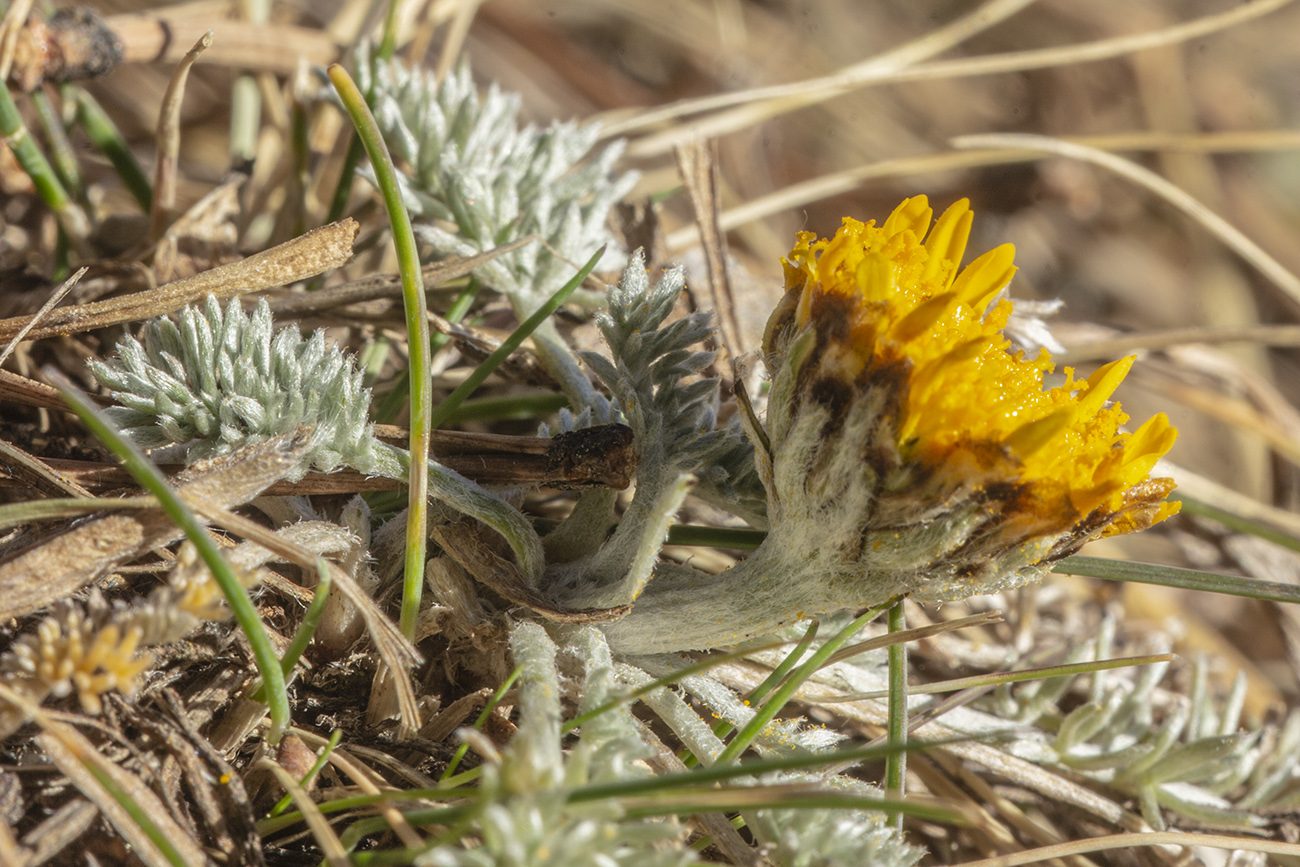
[426,247,605,430]
[716,604,892,765]
[1057,555,1300,604]
[885,600,907,828]
[74,88,152,212]
[48,371,291,744]
[329,62,432,642]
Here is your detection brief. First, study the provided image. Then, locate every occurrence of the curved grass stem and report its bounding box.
[49,371,291,745]
[329,63,431,642]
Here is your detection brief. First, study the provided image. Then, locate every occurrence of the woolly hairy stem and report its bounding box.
[330,63,432,640]
[557,465,690,610]
[599,539,839,654]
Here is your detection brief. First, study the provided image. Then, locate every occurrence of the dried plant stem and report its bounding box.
[0,266,84,367]
[952,133,1300,308]
[49,372,292,745]
[668,128,1300,251]
[0,218,358,342]
[616,0,1291,155]
[956,830,1300,867]
[826,653,1175,701]
[257,758,350,866]
[329,62,431,641]
[607,0,1035,141]
[150,30,211,240]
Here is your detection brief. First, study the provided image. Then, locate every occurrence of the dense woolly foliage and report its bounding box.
[546,255,764,610]
[90,296,378,479]
[355,48,635,314]
[89,297,545,579]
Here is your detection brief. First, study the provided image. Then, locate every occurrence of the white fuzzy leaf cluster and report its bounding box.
[583,252,764,513]
[988,618,1300,830]
[580,254,720,481]
[355,47,636,314]
[751,775,922,867]
[89,296,377,479]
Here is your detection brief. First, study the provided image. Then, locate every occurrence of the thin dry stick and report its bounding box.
[320,746,424,850]
[263,235,536,315]
[0,685,211,867]
[0,438,95,499]
[107,13,336,74]
[666,129,1300,251]
[0,218,358,342]
[433,0,485,84]
[256,759,351,867]
[192,503,421,734]
[150,29,211,240]
[0,432,313,620]
[1058,323,1300,364]
[0,267,85,367]
[956,831,1300,867]
[951,133,1300,309]
[604,0,1036,139]
[615,0,1293,155]
[676,139,743,365]
[0,0,35,80]
[1166,461,1300,538]
[664,150,1026,252]
[0,426,637,494]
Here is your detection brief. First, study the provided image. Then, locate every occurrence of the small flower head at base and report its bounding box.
[761,196,1179,604]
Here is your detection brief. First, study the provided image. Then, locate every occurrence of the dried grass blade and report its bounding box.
[0,218,358,342]
[0,431,312,620]
[675,139,743,363]
[149,30,211,240]
[0,266,84,367]
[264,235,536,315]
[256,758,350,867]
[194,502,422,734]
[950,134,1300,308]
[0,686,209,867]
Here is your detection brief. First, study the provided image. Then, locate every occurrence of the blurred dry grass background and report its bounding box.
[6,0,1300,860]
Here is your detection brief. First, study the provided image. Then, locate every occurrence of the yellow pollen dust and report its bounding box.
[778,196,1179,524]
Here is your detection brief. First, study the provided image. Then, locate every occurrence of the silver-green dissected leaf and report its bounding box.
[89,296,545,580]
[355,47,635,313]
[547,254,765,610]
[90,296,377,480]
[352,47,637,417]
[416,623,697,867]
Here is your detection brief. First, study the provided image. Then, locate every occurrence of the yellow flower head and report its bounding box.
[761,196,1178,603]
